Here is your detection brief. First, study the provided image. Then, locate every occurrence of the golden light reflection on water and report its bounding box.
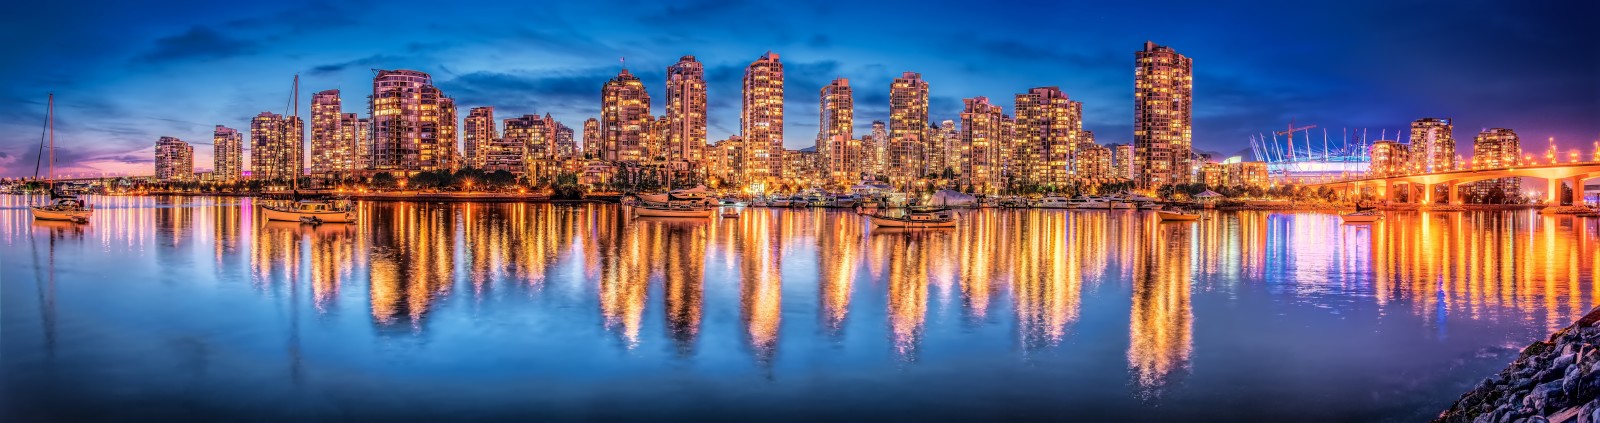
[1129,221,1194,397]
[7,195,1598,398]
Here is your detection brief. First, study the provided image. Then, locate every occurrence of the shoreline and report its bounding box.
[1435,307,1600,422]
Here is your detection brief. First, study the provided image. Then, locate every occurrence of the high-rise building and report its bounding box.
[1369,140,1409,177]
[154,136,194,182]
[343,113,371,171]
[250,112,303,181]
[889,72,929,183]
[960,97,1006,191]
[1109,143,1134,180]
[819,77,854,183]
[1014,87,1080,187]
[1133,41,1193,188]
[741,52,784,182]
[582,118,599,157]
[1408,118,1455,172]
[213,125,243,182]
[370,69,455,172]
[665,56,708,166]
[504,114,553,178]
[1470,128,1521,199]
[439,98,459,171]
[601,68,651,163]
[866,120,888,179]
[931,119,959,176]
[463,107,496,169]
[553,121,577,160]
[309,89,346,175]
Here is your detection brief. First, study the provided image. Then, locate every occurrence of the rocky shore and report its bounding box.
[1435,307,1600,423]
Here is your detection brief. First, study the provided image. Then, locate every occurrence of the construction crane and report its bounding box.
[1276,118,1316,161]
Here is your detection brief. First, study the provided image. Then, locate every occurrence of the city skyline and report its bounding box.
[1,0,1596,178]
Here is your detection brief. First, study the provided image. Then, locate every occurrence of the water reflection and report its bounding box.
[1129,221,1195,397]
[4,194,1599,419]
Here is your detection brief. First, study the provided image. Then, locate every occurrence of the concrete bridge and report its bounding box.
[1306,162,1600,205]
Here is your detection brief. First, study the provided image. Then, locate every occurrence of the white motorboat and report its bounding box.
[834,194,859,208]
[1033,196,1075,209]
[769,198,792,207]
[867,207,958,229]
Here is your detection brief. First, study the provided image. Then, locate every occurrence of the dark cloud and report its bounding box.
[308,55,407,76]
[135,26,258,64]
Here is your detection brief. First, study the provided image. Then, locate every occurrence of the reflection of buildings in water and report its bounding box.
[598,215,649,348]
[738,211,783,364]
[1013,212,1081,350]
[817,213,863,336]
[876,230,938,361]
[209,199,245,270]
[1367,212,1600,331]
[658,220,707,356]
[154,197,194,250]
[1128,222,1194,397]
[367,202,458,330]
[956,210,1003,322]
[307,224,356,312]
[461,203,591,297]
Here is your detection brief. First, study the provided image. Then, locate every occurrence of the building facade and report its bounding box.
[154,136,194,182]
[370,69,456,172]
[1133,41,1194,188]
[309,89,346,175]
[959,97,1006,191]
[1409,118,1456,173]
[1110,143,1133,181]
[888,72,929,184]
[1014,87,1079,188]
[601,69,651,163]
[1470,128,1521,200]
[250,112,303,182]
[665,56,708,167]
[741,52,785,183]
[1369,140,1410,177]
[213,125,243,182]
[819,77,854,184]
[463,107,496,169]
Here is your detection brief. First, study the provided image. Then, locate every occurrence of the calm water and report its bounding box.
[2,195,1597,422]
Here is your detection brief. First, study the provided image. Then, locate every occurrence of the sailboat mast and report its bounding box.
[47,93,54,184]
[292,75,299,191]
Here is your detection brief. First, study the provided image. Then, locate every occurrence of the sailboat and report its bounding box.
[260,75,356,224]
[30,94,92,223]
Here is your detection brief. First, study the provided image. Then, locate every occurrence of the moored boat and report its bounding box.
[1340,202,1384,223]
[1156,209,1200,221]
[262,199,357,223]
[632,201,715,218]
[1033,196,1075,209]
[28,94,93,223]
[866,207,958,229]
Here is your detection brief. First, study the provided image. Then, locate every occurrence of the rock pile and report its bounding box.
[1436,307,1600,423]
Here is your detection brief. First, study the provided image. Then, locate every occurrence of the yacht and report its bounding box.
[633,201,715,218]
[262,198,357,223]
[1034,196,1075,209]
[28,94,93,223]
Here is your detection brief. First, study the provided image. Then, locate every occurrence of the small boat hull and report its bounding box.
[1340,213,1383,223]
[262,206,356,223]
[633,206,714,218]
[1156,211,1200,221]
[867,215,957,229]
[31,206,91,222]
